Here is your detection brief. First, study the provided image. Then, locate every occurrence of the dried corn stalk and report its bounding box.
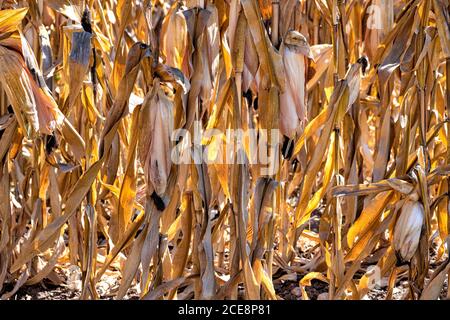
[0,0,449,301]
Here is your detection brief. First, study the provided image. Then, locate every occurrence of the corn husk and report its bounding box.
[139,80,174,196]
[279,30,312,138]
[0,8,61,135]
[393,200,425,263]
[160,2,188,72]
[0,0,449,301]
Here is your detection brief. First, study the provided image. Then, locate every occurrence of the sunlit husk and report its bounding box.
[139,81,174,196]
[0,41,60,134]
[393,200,425,263]
[279,32,310,138]
[160,4,188,71]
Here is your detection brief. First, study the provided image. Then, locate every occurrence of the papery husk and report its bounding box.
[279,31,312,138]
[0,8,62,135]
[393,200,425,263]
[139,80,174,196]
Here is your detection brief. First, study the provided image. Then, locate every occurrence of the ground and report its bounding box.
[3,261,448,300]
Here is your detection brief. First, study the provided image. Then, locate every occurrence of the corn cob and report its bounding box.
[279,30,312,138]
[393,199,425,263]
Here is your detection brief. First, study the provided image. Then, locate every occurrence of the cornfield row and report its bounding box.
[0,0,449,300]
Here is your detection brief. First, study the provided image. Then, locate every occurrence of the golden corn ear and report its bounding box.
[139,80,174,196]
[393,200,425,263]
[279,30,311,138]
[0,8,61,135]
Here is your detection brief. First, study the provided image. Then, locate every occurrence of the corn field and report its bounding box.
[0,0,449,300]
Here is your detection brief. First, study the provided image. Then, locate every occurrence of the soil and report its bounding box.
[2,279,140,300]
[6,277,446,300]
[1,228,448,300]
[2,270,448,300]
